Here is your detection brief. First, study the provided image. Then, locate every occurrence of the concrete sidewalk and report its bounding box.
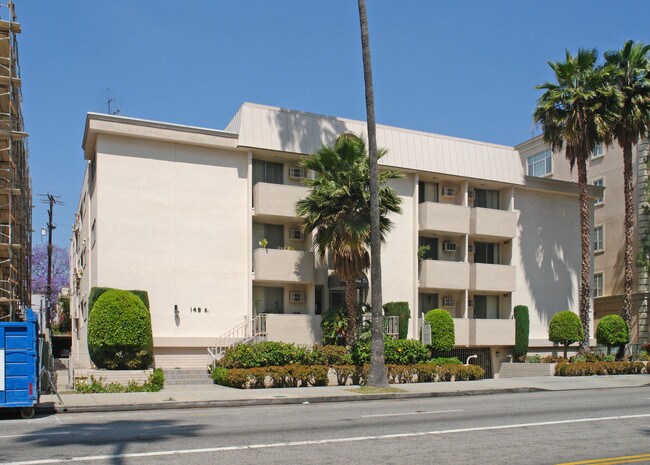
[38,375,650,414]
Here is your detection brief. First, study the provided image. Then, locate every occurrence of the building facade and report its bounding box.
[517,136,649,346]
[70,103,599,374]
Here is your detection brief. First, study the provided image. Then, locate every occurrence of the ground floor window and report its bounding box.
[419,293,439,316]
[253,286,284,314]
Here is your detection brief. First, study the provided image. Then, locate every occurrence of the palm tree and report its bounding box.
[357,0,389,387]
[534,49,621,352]
[604,41,650,348]
[296,134,401,347]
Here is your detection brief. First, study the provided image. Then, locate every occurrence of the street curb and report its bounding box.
[38,387,546,414]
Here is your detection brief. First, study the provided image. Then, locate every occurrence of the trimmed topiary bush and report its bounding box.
[596,314,629,355]
[549,310,584,358]
[88,289,154,369]
[383,302,411,339]
[513,305,530,360]
[424,309,455,351]
[89,287,150,314]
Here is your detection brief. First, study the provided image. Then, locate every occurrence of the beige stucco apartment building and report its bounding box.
[69,103,600,375]
[517,136,649,346]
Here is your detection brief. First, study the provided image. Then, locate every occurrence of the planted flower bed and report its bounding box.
[555,361,648,376]
[211,341,485,389]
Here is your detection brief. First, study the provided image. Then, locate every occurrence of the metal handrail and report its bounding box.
[207,314,267,362]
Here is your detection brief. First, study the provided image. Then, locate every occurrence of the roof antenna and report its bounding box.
[96,88,122,115]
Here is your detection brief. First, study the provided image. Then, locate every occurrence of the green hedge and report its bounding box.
[383,302,410,339]
[87,289,153,369]
[351,339,430,365]
[513,305,530,359]
[212,365,329,388]
[555,361,646,376]
[424,309,455,351]
[218,342,348,368]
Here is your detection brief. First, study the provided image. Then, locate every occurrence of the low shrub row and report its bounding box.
[555,361,647,376]
[211,363,484,389]
[212,365,329,389]
[75,368,165,393]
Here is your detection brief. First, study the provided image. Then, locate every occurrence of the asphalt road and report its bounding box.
[0,387,649,465]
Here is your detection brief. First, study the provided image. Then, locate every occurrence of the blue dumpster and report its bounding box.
[0,308,38,418]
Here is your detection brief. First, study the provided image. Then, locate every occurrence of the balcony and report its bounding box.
[253,182,309,220]
[470,263,516,292]
[419,202,470,235]
[470,207,517,239]
[454,318,515,346]
[253,248,314,283]
[419,260,469,290]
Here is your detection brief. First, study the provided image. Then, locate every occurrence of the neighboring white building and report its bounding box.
[69,103,601,374]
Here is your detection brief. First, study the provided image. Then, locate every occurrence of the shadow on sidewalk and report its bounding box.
[14,419,206,465]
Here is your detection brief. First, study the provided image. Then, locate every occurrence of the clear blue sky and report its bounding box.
[17,0,650,248]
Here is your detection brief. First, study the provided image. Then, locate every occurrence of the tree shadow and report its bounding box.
[517,189,579,333]
[11,418,206,465]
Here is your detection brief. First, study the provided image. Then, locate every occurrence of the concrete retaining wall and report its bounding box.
[74,369,153,385]
[498,363,555,378]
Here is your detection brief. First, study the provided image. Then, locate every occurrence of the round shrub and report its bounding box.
[548,310,584,358]
[424,309,455,351]
[88,289,153,369]
[596,315,629,352]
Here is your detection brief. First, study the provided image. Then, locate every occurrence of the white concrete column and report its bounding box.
[412,173,420,339]
[462,289,469,319]
[247,151,254,320]
[461,181,469,207]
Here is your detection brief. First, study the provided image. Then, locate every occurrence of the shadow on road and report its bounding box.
[14,418,206,465]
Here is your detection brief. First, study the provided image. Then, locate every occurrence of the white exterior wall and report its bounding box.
[511,188,589,342]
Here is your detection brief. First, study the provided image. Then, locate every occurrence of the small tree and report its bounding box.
[383,302,410,339]
[513,305,530,361]
[596,314,629,356]
[549,311,584,358]
[424,309,455,351]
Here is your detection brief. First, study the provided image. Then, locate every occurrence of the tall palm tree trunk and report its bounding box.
[344,279,358,347]
[622,139,635,338]
[577,156,592,353]
[357,0,388,387]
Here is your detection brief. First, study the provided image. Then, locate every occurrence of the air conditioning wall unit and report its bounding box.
[443,297,456,307]
[442,187,456,197]
[443,241,457,252]
[468,244,475,253]
[289,229,305,241]
[289,292,305,303]
[289,167,306,179]
[467,190,475,200]
[467,299,475,308]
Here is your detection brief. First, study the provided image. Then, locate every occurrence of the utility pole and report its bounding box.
[38,193,63,329]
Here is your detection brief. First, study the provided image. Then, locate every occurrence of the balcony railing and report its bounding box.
[253,248,314,283]
[470,263,516,292]
[470,207,517,239]
[253,182,309,219]
[419,202,470,235]
[419,260,469,290]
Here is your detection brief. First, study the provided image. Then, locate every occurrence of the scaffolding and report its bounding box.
[0,2,31,322]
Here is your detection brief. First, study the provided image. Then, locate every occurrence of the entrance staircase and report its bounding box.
[207,314,267,363]
[163,368,213,386]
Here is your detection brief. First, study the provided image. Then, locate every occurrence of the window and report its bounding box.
[527,149,552,177]
[591,144,604,159]
[593,225,604,253]
[474,189,500,209]
[473,295,499,319]
[253,286,284,313]
[252,159,283,185]
[253,223,284,250]
[418,236,438,260]
[592,178,605,205]
[474,242,500,264]
[418,182,439,203]
[594,272,604,298]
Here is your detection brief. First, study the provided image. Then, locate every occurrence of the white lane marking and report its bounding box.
[2,413,650,465]
[0,431,70,440]
[362,409,464,418]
